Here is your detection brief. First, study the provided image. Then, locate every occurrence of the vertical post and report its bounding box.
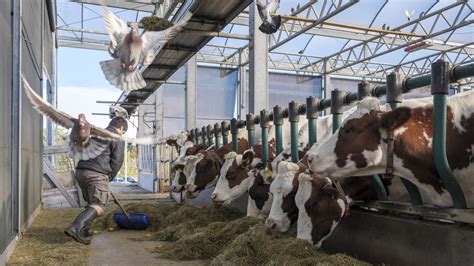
[358,81,389,201]
[214,123,221,150]
[431,59,467,209]
[289,101,300,163]
[246,114,255,148]
[221,121,229,145]
[248,1,268,114]
[201,126,207,148]
[322,58,331,116]
[306,97,319,147]
[231,118,238,152]
[331,89,346,132]
[260,109,270,163]
[195,128,201,145]
[12,0,22,233]
[207,124,213,147]
[189,130,195,145]
[273,105,283,155]
[185,55,197,130]
[386,72,423,205]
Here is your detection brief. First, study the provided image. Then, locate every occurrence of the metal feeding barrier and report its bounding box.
[179,59,474,223]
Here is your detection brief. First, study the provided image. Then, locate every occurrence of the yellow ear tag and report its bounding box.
[176,169,182,173]
[265,169,273,177]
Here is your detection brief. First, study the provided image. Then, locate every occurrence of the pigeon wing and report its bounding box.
[103,7,128,48]
[91,126,158,145]
[268,0,280,14]
[23,76,75,129]
[140,12,193,67]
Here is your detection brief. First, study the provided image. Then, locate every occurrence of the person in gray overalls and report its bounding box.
[65,117,127,245]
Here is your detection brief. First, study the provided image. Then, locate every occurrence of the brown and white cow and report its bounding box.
[185,139,248,198]
[170,142,205,192]
[308,92,474,207]
[211,141,276,217]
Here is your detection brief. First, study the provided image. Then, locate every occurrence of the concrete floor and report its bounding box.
[90,228,206,265]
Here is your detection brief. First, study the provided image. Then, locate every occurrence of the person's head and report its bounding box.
[109,117,128,135]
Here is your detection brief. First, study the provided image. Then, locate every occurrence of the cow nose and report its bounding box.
[265,218,277,230]
[211,193,218,201]
[185,184,191,190]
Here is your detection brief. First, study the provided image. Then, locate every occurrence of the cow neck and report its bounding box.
[326,178,350,218]
[383,129,395,180]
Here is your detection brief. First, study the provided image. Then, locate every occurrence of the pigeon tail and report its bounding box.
[100,59,146,92]
[258,15,281,34]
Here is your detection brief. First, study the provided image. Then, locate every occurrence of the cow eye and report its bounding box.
[343,127,354,134]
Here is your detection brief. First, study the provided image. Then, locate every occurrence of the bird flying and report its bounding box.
[256,0,281,34]
[100,7,192,92]
[23,76,156,164]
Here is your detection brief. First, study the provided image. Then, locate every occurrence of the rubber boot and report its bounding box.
[65,207,98,245]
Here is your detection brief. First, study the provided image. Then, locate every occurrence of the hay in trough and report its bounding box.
[153,204,244,242]
[157,217,261,260]
[140,16,174,31]
[211,224,368,266]
[7,208,90,265]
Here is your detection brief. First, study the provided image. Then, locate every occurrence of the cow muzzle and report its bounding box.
[265,218,277,230]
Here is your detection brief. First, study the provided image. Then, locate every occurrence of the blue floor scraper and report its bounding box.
[110,191,150,230]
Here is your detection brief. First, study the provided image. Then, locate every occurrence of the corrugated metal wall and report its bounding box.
[20,0,44,226]
[1,0,54,257]
[0,0,14,254]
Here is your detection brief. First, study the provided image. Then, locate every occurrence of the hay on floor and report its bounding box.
[7,208,89,265]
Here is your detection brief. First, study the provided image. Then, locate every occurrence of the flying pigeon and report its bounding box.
[256,0,281,34]
[22,76,156,164]
[109,105,129,119]
[100,7,192,92]
[405,9,415,21]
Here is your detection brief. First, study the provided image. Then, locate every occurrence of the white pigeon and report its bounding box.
[109,105,129,119]
[22,76,157,165]
[405,9,415,21]
[256,0,281,34]
[100,7,192,92]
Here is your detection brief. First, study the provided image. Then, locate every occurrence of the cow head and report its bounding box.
[211,151,252,204]
[266,161,304,232]
[186,150,222,198]
[246,162,274,218]
[170,142,204,193]
[295,173,346,248]
[308,97,411,178]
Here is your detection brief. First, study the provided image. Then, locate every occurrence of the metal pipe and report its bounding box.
[260,110,270,163]
[201,126,207,148]
[431,59,467,209]
[184,30,251,40]
[330,89,346,132]
[231,118,239,152]
[273,105,284,155]
[214,123,221,150]
[306,97,319,147]
[195,128,200,145]
[289,101,300,163]
[207,124,213,147]
[221,121,229,145]
[246,114,255,148]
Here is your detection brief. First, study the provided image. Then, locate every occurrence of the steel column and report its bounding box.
[260,109,270,163]
[273,105,284,155]
[431,59,467,209]
[195,128,201,145]
[201,126,207,147]
[248,1,268,114]
[185,55,197,130]
[289,101,300,163]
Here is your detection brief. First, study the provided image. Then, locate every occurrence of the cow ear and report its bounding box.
[242,152,254,167]
[379,107,411,130]
[322,184,338,200]
[166,139,177,146]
